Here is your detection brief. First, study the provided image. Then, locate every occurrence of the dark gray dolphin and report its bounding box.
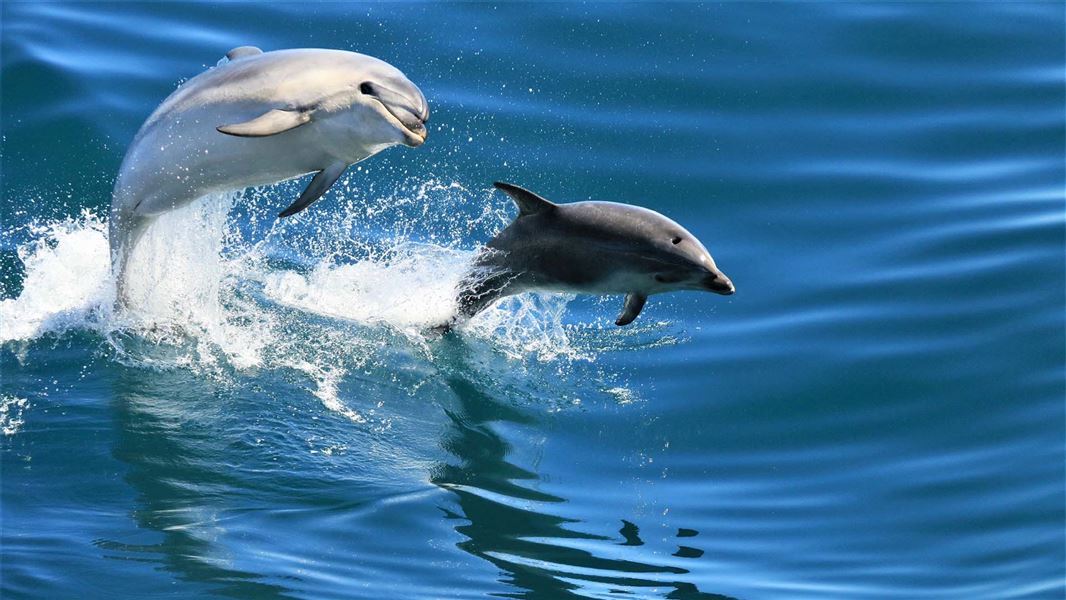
[454,182,734,327]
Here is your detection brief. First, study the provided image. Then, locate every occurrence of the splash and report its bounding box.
[1,179,658,413]
[0,181,571,358]
[0,211,112,341]
[117,191,275,370]
[262,242,468,334]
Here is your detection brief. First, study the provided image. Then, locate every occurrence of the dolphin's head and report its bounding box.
[337,55,429,152]
[649,225,735,296]
[563,201,734,297]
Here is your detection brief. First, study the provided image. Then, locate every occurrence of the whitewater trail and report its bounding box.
[0,182,612,361]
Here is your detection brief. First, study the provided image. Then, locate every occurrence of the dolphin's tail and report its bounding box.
[455,268,520,321]
[108,203,151,308]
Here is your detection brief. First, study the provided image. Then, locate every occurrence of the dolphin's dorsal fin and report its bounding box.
[615,293,647,326]
[279,161,348,217]
[226,46,263,61]
[493,182,557,217]
[217,108,311,137]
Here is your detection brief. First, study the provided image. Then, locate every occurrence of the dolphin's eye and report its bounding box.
[359,82,374,95]
[671,236,682,245]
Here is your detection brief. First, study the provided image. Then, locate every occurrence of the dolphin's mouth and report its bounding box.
[386,105,428,147]
[366,84,429,147]
[703,271,735,295]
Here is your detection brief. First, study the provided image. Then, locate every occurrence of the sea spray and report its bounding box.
[262,242,468,334]
[119,191,275,369]
[0,395,30,436]
[0,210,112,342]
[0,178,654,414]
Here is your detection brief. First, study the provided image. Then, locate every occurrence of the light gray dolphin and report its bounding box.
[453,182,734,327]
[110,46,429,303]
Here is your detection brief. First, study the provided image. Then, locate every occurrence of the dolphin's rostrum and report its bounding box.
[453,182,734,327]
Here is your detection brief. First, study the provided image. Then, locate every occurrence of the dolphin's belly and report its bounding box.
[534,274,645,295]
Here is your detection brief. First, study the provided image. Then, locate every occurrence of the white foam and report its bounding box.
[0,211,112,342]
[0,395,29,436]
[284,360,366,424]
[262,242,467,334]
[119,191,273,370]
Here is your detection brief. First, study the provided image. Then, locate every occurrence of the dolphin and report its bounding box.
[453,182,734,328]
[109,46,429,303]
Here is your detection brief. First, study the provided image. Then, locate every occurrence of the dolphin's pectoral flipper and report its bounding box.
[615,293,647,326]
[226,46,263,60]
[217,108,312,137]
[278,161,348,217]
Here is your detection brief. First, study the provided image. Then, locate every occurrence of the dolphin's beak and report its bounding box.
[703,270,735,295]
[368,83,429,147]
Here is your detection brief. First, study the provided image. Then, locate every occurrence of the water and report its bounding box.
[2,3,1063,598]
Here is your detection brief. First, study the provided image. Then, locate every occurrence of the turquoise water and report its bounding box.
[2,3,1064,598]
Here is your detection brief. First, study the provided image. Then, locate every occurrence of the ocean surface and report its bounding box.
[1,3,1063,599]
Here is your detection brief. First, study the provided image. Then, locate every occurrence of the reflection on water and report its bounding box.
[100,352,728,599]
[433,365,731,599]
[102,368,295,599]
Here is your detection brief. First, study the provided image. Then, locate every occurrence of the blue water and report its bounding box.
[2,3,1064,598]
